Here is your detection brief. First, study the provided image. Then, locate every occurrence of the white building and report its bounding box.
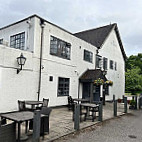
[0,15,126,112]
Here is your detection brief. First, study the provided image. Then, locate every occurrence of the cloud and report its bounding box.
[0,0,141,56]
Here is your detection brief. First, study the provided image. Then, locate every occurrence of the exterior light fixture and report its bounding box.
[17,53,26,74]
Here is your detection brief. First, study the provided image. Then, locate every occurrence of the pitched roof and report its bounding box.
[80,69,107,82]
[74,24,127,60]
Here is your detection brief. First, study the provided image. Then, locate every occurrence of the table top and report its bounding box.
[1,111,34,122]
[81,103,99,108]
[25,101,43,105]
[73,98,89,102]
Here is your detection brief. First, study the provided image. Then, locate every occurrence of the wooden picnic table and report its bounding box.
[25,101,43,109]
[80,103,99,122]
[73,98,89,104]
[1,111,44,142]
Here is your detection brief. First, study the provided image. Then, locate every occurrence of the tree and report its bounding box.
[125,54,142,94]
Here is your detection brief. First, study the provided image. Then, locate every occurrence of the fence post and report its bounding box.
[98,102,103,122]
[32,110,41,142]
[113,95,117,117]
[113,94,115,102]
[122,95,124,103]
[124,97,127,113]
[139,97,142,109]
[74,104,80,131]
[135,96,137,109]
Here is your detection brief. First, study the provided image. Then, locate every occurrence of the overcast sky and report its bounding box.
[0,0,141,56]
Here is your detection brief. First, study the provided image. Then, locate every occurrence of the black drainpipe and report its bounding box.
[37,19,45,101]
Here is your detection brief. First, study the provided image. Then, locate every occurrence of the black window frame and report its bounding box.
[96,55,102,68]
[110,60,114,69]
[58,77,70,97]
[10,32,25,50]
[0,39,3,44]
[50,36,71,60]
[115,62,117,71]
[84,49,93,63]
[103,57,108,70]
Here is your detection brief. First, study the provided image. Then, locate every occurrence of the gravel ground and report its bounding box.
[53,110,142,142]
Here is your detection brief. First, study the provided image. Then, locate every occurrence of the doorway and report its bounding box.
[93,85,100,101]
[82,83,90,99]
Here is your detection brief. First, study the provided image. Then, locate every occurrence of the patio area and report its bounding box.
[25,102,130,142]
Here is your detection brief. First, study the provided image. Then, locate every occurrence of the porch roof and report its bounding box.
[79,69,107,82]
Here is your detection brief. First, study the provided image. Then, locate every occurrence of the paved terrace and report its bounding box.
[25,102,131,142]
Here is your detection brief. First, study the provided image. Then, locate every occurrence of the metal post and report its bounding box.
[103,87,105,105]
[113,94,115,102]
[98,102,103,122]
[33,110,41,142]
[114,100,117,117]
[135,96,137,109]
[124,97,127,113]
[122,95,124,103]
[74,104,80,131]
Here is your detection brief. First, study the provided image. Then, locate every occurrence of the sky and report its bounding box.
[0,0,141,57]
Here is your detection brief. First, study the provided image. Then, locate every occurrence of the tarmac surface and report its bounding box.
[53,109,142,142]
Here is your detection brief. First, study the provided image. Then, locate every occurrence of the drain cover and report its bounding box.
[128,135,137,139]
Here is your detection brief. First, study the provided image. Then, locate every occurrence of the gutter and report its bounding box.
[37,19,45,101]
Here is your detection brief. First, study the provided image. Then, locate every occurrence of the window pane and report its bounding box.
[110,60,113,69]
[84,50,93,63]
[103,57,108,70]
[50,36,71,60]
[96,55,102,68]
[58,77,70,96]
[10,32,25,50]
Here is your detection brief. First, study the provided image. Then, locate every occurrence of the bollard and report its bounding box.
[33,110,41,142]
[113,95,115,102]
[114,100,117,117]
[135,96,137,109]
[139,97,142,109]
[74,104,80,131]
[98,102,103,122]
[122,95,124,103]
[124,97,127,113]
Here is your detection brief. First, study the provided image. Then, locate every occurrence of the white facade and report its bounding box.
[0,15,125,112]
[98,29,125,100]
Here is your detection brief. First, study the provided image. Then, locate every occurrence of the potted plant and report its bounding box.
[118,98,122,103]
[105,80,113,86]
[94,78,104,85]
[129,99,136,109]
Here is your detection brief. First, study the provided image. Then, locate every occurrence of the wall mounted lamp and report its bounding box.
[17,53,26,74]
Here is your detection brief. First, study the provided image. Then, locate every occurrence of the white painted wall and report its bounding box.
[0,15,125,112]
[0,16,97,112]
[99,29,125,100]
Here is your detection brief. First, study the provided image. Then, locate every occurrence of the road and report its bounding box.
[54,110,142,142]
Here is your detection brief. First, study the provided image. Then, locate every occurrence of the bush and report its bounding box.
[130,100,136,106]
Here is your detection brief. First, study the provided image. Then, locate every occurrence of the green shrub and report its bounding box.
[130,100,136,106]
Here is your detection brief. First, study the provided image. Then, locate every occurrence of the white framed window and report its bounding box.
[58,77,70,96]
[0,39,3,44]
[10,32,25,50]
[50,36,71,60]
[84,49,93,63]
[110,60,114,69]
[103,57,108,70]
[96,55,102,68]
